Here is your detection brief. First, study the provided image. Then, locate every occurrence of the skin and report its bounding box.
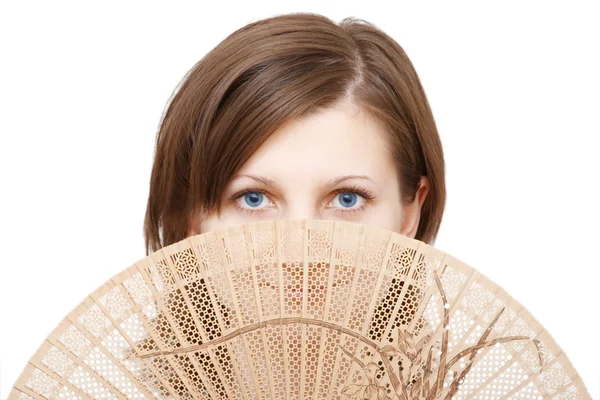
[187,99,429,238]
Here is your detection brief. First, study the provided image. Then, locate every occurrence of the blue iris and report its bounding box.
[244,192,263,207]
[338,192,357,207]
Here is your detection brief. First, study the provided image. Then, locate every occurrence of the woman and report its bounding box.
[139,12,446,399]
[143,13,445,254]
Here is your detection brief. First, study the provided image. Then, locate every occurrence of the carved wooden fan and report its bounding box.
[9,218,591,399]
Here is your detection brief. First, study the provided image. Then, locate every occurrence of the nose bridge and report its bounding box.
[280,193,322,221]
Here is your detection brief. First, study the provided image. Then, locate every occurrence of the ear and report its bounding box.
[400,176,430,239]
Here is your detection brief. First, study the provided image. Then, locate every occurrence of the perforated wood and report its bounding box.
[9,219,591,399]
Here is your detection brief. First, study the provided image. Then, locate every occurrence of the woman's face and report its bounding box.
[188,100,429,238]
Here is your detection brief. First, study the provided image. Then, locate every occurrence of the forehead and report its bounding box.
[234,103,396,185]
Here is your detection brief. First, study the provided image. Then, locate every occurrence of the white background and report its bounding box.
[1,1,598,399]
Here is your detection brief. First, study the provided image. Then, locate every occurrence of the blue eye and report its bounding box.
[243,192,264,208]
[337,192,358,208]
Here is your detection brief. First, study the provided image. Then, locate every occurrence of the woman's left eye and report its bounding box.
[329,186,375,215]
[231,185,375,216]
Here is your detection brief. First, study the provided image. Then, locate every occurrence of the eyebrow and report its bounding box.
[232,174,374,189]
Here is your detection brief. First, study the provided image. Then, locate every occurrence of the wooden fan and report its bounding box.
[9,218,591,400]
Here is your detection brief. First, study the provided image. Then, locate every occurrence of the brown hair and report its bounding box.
[143,12,446,256]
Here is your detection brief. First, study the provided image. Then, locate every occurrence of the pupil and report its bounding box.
[244,192,262,207]
[340,192,357,207]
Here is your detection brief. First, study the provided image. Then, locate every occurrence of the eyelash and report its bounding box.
[230,185,376,216]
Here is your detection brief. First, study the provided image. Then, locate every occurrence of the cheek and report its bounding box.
[199,212,248,234]
[367,202,403,234]
[199,216,219,235]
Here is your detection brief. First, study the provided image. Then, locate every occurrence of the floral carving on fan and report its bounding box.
[131,268,545,400]
[339,271,545,400]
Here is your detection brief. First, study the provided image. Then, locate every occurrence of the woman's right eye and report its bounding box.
[232,190,273,214]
